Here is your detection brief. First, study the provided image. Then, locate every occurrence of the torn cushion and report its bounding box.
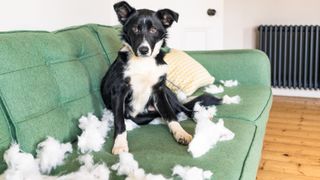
[164,49,215,96]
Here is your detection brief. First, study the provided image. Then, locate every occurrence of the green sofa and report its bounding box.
[0,24,272,180]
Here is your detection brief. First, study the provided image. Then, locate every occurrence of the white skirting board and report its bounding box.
[272,88,320,98]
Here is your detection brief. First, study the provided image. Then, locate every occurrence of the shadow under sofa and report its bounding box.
[0,24,272,180]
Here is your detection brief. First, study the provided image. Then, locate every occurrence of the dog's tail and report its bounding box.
[182,93,222,117]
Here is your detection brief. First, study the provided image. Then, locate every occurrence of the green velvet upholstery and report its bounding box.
[0,24,272,180]
[0,25,110,153]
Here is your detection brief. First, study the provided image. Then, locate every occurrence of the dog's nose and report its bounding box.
[138,46,149,55]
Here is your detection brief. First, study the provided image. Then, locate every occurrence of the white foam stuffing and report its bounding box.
[177,112,188,122]
[101,108,114,129]
[176,90,188,103]
[222,95,241,104]
[3,143,42,180]
[188,103,235,158]
[125,119,140,131]
[77,113,109,153]
[58,154,110,180]
[149,117,165,125]
[36,137,72,174]
[220,80,239,87]
[204,84,224,94]
[111,152,167,180]
[172,165,213,180]
[192,102,217,123]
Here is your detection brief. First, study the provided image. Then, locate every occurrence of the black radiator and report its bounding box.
[258,25,320,89]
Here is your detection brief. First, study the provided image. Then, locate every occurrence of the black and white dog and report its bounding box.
[101,1,221,154]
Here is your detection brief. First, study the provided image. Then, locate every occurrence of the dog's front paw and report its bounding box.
[112,132,129,155]
[112,145,129,155]
[174,131,193,145]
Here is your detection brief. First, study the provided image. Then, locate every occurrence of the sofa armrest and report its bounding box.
[186,49,271,86]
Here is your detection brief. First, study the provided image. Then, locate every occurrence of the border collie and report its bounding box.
[101,1,221,154]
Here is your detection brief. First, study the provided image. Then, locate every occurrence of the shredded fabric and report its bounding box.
[222,95,241,104]
[36,137,72,174]
[176,90,188,103]
[172,165,213,180]
[204,84,224,94]
[57,154,110,180]
[111,152,167,180]
[77,113,109,153]
[188,103,235,158]
[220,80,239,87]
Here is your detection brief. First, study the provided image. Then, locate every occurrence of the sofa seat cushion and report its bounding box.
[0,25,109,153]
[194,85,272,122]
[51,118,256,180]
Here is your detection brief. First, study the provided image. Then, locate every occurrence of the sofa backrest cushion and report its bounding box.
[94,25,122,64]
[0,104,12,173]
[0,25,110,153]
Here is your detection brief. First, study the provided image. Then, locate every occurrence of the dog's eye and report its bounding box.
[149,27,157,34]
[132,26,139,33]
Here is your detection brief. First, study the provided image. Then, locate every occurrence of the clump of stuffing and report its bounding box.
[125,120,140,131]
[220,80,239,87]
[77,113,109,153]
[176,90,188,103]
[149,117,165,125]
[58,154,110,180]
[222,95,241,104]
[101,108,114,129]
[172,165,213,180]
[102,109,140,131]
[111,152,167,180]
[177,112,188,122]
[36,136,72,174]
[192,102,217,123]
[188,103,235,158]
[3,143,42,180]
[204,84,224,94]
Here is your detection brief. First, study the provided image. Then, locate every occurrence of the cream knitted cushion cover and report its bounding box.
[164,49,215,96]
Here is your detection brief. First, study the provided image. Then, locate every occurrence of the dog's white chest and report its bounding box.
[124,57,168,117]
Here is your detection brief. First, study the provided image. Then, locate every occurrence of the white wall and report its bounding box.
[224,0,320,49]
[0,0,113,31]
[224,0,320,98]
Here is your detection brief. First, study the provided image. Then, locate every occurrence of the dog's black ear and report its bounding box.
[114,1,136,24]
[156,9,179,28]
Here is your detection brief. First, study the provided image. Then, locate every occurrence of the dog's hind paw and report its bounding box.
[168,121,193,145]
[112,145,129,155]
[174,131,193,145]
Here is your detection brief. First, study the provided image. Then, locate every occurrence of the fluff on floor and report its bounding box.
[77,113,110,153]
[36,137,72,174]
[204,84,224,94]
[172,165,213,180]
[220,80,239,87]
[188,103,235,158]
[111,152,167,180]
[222,95,241,104]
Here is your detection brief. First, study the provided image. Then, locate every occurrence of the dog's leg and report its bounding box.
[111,85,130,155]
[153,87,192,145]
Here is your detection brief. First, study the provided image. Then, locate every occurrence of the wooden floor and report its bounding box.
[257,96,320,180]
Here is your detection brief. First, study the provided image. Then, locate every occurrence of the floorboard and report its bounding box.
[257,96,320,180]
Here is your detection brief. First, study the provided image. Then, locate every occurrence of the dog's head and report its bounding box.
[114,1,179,57]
